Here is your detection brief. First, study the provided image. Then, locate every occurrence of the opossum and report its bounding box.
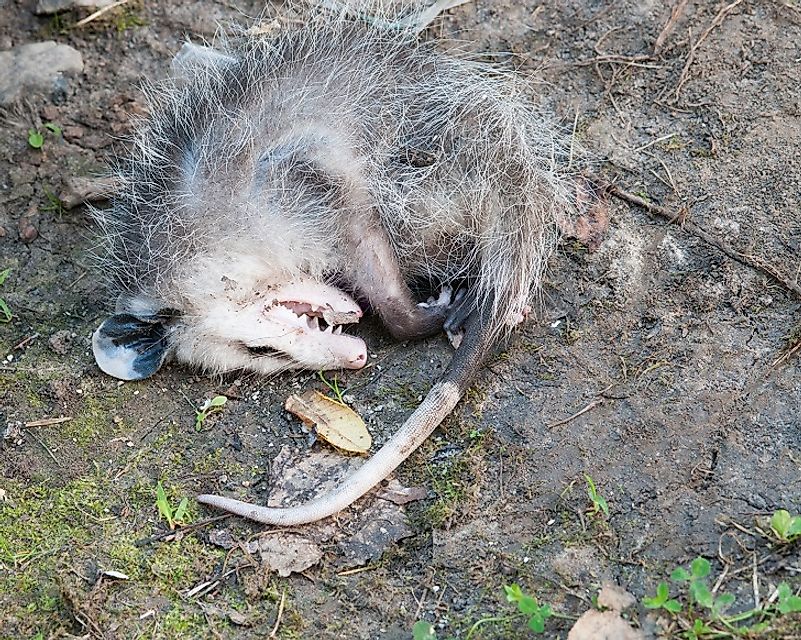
[91,14,580,526]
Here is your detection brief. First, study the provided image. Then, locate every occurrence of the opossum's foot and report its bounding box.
[443,288,473,334]
[383,291,451,341]
[417,285,452,310]
[442,288,472,349]
[507,305,532,327]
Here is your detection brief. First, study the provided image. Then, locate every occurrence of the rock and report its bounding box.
[49,330,74,355]
[597,583,637,611]
[568,610,644,640]
[337,497,414,567]
[60,176,118,209]
[18,217,38,243]
[208,528,236,550]
[0,42,83,106]
[34,0,116,15]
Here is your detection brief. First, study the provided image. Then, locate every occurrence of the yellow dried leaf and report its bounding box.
[285,390,371,454]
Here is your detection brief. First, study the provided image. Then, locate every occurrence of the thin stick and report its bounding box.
[74,0,130,28]
[25,416,72,428]
[633,133,679,153]
[547,398,604,429]
[600,180,801,300]
[771,340,801,368]
[675,0,744,99]
[654,0,689,53]
[13,333,39,350]
[269,590,287,639]
[336,565,374,577]
[752,551,760,610]
[134,514,229,546]
[569,54,661,69]
[25,429,58,463]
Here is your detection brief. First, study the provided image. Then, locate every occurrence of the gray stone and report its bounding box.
[34,0,115,16]
[0,41,83,105]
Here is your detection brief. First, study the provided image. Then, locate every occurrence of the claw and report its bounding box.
[417,285,453,309]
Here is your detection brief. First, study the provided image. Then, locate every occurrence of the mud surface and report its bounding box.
[1,1,799,638]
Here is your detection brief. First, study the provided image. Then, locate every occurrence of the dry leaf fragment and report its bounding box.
[321,308,361,326]
[247,533,323,577]
[285,390,372,454]
[100,570,129,580]
[377,478,428,505]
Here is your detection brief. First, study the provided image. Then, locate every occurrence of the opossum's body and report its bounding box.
[92,16,579,525]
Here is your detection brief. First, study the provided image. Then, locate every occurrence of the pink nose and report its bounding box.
[345,348,367,369]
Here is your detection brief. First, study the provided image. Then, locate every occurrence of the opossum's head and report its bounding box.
[92,277,368,380]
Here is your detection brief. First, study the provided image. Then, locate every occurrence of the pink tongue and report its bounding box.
[285,302,317,316]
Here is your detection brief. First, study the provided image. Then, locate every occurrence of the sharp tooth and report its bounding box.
[306,316,319,330]
[325,324,333,333]
[334,326,342,335]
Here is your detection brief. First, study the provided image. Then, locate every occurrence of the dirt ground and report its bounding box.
[1,0,800,638]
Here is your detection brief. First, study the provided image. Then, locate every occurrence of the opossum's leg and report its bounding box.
[343,221,450,341]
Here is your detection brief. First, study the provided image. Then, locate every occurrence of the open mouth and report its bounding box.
[279,301,358,336]
[255,279,367,369]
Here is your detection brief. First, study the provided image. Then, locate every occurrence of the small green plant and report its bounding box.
[113,4,146,32]
[318,370,346,404]
[643,582,682,613]
[462,584,557,639]
[769,509,801,543]
[27,122,61,150]
[27,129,44,149]
[0,268,12,322]
[155,481,189,530]
[670,557,734,616]
[41,186,65,217]
[194,395,227,431]
[643,556,801,637]
[504,584,553,633]
[412,620,436,640]
[776,583,801,614]
[584,474,609,517]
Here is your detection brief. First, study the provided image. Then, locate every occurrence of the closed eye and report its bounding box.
[241,342,294,361]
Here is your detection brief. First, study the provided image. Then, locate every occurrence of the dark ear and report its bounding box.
[92,314,171,381]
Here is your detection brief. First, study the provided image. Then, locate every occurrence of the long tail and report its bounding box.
[197,307,495,526]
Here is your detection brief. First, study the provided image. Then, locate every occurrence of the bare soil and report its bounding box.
[1,1,799,638]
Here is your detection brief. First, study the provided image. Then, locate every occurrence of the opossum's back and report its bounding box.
[103,20,572,315]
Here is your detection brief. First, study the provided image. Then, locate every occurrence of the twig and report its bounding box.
[569,54,661,69]
[547,398,604,428]
[74,0,130,28]
[633,133,680,153]
[269,590,287,638]
[752,551,760,610]
[13,333,39,350]
[675,0,744,100]
[770,339,801,368]
[134,514,229,546]
[24,429,58,463]
[600,180,801,300]
[336,565,374,577]
[25,416,72,428]
[654,0,690,53]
